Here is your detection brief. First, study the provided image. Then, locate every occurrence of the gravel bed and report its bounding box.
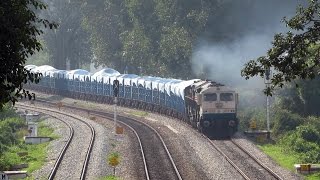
[77,115,110,180]
[214,140,277,179]
[19,104,113,180]
[233,133,303,180]
[55,107,123,180]
[30,92,302,179]
[58,107,147,179]
[138,114,243,180]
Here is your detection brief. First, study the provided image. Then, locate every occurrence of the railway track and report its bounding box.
[17,103,95,180]
[94,112,182,180]
[208,138,283,180]
[31,99,182,180]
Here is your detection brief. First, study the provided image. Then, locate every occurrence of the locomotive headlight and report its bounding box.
[203,121,210,127]
[228,120,235,127]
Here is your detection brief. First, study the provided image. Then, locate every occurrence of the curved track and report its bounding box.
[93,112,182,180]
[32,99,182,180]
[230,139,283,180]
[207,137,283,180]
[17,103,95,180]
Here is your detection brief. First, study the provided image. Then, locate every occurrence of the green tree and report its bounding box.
[82,0,124,70]
[0,0,57,108]
[82,0,223,78]
[276,76,320,116]
[159,26,192,77]
[272,109,304,137]
[241,0,320,95]
[43,0,92,70]
[121,24,154,75]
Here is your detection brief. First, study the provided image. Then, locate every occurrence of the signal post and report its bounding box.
[113,80,120,134]
[265,68,271,139]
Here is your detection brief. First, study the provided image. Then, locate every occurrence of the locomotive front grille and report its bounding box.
[202,113,236,120]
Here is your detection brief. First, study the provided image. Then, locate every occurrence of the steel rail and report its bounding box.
[17,103,95,180]
[29,98,181,179]
[136,118,183,180]
[204,136,250,180]
[231,139,283,180]
[92,112,182,180]
[17,104,74,180]
[93,113,150,180]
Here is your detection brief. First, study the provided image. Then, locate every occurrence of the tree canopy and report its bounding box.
[81,0,226,77]
[0,0,56,108]
[241,0,320,95]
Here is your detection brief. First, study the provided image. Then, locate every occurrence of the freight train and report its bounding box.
[25,65,238,138]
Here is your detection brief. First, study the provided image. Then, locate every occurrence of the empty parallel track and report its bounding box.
[17,103,95,180]
[208,137,283,180]
[32,99,182,180]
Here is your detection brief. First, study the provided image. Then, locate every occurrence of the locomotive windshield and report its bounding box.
[220,93,234,101]
[204,93,217,101]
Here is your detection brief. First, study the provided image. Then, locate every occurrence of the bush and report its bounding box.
[280,125,320,163]
[0,104,24,151]
[0,150,20,170]
[238,107,266,131]
[272,109,304,137]
[297,125,320,143]
[0,104,18,119]
[305,116,320,132]
[301,148,320,164]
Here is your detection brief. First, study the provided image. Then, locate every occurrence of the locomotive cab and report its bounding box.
[200,85,238,138]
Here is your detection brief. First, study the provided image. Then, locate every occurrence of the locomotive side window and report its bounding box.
[204,93,217,101]
[220,93,233,101]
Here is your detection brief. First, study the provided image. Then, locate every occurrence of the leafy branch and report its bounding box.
[241,0,320,96]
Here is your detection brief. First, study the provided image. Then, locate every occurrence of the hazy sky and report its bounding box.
[191,0,302,89]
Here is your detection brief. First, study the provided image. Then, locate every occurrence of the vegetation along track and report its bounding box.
[208,137,283,180]
[16,103,95,180]
[33,99,182,180]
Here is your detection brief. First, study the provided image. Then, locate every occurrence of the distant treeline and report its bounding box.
[35,0,298,78]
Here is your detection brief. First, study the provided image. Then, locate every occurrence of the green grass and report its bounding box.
[23,143,48,173]
[2,142,49,173]
[0,120,57,179]
[130,110,148,117]
[258,143,320,180]
[258,144,299,170]
[98,175,119,180]
[38,122,59,139]
[305,173,320,180]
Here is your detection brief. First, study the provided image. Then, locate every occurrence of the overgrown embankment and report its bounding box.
[238,92,320,180]
[0,105,56,177]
